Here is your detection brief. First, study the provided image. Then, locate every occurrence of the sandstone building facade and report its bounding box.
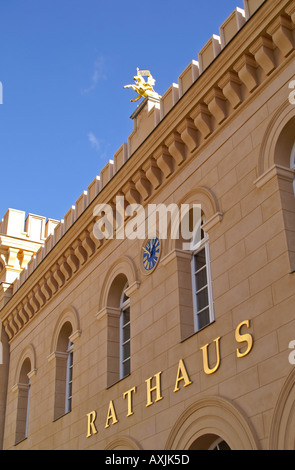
[0,0,295,450]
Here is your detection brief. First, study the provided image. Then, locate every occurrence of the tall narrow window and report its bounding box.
[25,379,31,439]
[53,321,74,420]
[191,223,214,332]
[104,274,132,387]
[15,358,31,444]
[65,340,73,414]
[120,285,130,379]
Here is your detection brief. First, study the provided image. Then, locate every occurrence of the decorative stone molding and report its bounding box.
[154,145,174,179]
[96,306,120,322]
[11,382,30,394]
[13,343,37,386]
[69,329,82,343]
[269,368,295,450]
[49,306,81,356]
[165,396,260,450]
[234,53,259,92]
[286,2,295,22]
[124,281,140,297]
[98,256,139,313]
[104,436,142,450]
[254,164,295,189]
[254,160,295,274]
[202,212,224,233]
[161,249,191,267]
[267,14,294,58]
[249,35,276,76]
[190,103,212,140]
[218,71,243,110]
[257,102,295,177]
[47,350,68,364]
[133,169,152,202]
[177,118,199,154]
[204,87,228,125]
[165,132,186,167]
[142,157,162,190]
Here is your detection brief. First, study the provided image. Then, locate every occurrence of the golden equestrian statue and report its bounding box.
[124,68,161,102]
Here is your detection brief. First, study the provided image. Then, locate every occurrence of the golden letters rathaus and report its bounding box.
[0,0,295,451]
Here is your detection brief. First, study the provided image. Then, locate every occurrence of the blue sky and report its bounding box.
[0,0,243,222]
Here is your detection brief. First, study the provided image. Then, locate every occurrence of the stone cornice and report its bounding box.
[254,164,295,188]
[1,0,294,342]
[161,249,192,267]
[0,235,43,252]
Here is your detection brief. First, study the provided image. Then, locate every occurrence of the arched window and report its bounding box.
[65,339,74,414]
[25,379,31,440]
[172,204,216,340]
[190,214,214,332]
[120,284,130,379]
[98,273,131,387]
[15,358,31,444]
[53,321,74,420]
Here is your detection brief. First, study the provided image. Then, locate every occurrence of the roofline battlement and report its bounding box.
[0,209,59,243]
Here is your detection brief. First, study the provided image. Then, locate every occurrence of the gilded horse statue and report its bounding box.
[124,68,161,102]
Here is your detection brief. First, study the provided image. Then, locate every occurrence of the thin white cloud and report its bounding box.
[82,55,106,94]
[88,132,101,151]
[87,132,109,160]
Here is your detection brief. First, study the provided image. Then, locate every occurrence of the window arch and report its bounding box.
[272,116,295,273]
[98,255,139,312]
[100,274,131,387]
[168,205,216,340]
[163,186,222,257]
[12,344,37,445]
[48,306,81,420]
[190,211,215,333]
[256,108,295,272]
[97,257,139,388]
[270,368,295,449]
[14,358,31,444]
[52,321,74,420]
[257,103,295,176]
[104,436,142,450]
[165,396,259,450]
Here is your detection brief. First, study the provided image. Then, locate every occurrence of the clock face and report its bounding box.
[141,237,161,274]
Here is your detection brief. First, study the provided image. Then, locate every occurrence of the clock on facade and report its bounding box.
[141,237,161,274]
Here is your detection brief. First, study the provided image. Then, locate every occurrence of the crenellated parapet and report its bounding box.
[1,0,295,341]
[0,209,59,308]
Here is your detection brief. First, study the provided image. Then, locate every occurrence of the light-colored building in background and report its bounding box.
[1,0,295,450]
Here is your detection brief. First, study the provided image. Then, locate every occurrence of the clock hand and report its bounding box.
[142,246,150,255]
[150,238,155,254]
